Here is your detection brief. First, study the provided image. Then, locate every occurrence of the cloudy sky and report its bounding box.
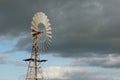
[1,0,120,80]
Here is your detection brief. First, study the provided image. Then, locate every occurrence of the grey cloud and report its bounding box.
[1,0,120,57]
[69,54,120,68]
[15,34,32,52]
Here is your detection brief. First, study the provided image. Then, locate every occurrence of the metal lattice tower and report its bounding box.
[23,12,52,80]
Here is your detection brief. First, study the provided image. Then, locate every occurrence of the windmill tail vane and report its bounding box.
[23,12,52,80]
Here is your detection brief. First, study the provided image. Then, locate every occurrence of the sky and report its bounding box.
[1,0,120,80]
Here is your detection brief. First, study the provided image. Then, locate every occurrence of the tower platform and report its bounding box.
[23,58,47,62]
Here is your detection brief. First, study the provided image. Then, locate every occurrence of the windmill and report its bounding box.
[23,12,52,80]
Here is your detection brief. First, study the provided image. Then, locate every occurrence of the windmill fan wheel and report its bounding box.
[31,12,52,52]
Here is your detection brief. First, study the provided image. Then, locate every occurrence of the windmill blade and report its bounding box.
[38,12,43,22]
[46,37,52,44]
[32,35,37,40]
[33,39,38,45]
[39,13,44,23]
[44,41,51,51]
[44,18,49,25]
[46,31,52,35]
[46,39,52,45]
[43,43,46,52]
[46,40,52,47]
[33,15,38,24]
[34,14,40,25]
[35,12,42,24]
[39,43,42,52]
[31,27,40,36]
[31,26,39,32]
[42,42,44,52]
[46,27,52,31]
[41,42,45,52]
[45,40,51,48]
[42,15,47,24]
[33,17,38,26]
[46,34,52,39]
[31,31,39,37]
[32,36,38,44]
[31,21,38,30]
[44,42,48,51]
[45,22,51,28]
[32,36,36,41]
[31,31,39,36]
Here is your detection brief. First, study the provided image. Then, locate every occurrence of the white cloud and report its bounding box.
[44,66,89,80]
[40,66,111,80]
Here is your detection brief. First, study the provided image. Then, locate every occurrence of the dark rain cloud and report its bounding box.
[1,0,120,57]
